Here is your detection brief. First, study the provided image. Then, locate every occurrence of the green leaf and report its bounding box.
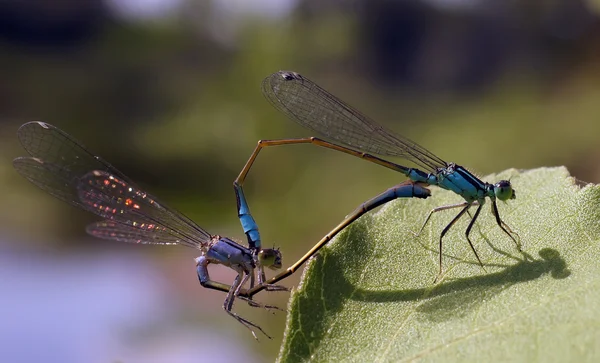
[278,167,600,362]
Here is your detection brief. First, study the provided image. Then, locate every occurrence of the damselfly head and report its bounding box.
[494,180,515,201]
[258,248,282,270]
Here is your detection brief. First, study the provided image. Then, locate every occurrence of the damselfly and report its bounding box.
[13,121,286,339]
[240,71,520,296]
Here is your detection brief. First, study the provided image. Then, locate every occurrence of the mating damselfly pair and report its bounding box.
[13,71,520,339]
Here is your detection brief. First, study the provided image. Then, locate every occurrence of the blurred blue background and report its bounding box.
[2,0,600,361]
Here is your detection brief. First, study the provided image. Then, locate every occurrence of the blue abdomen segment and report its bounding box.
[405,168,437,185]
[355,181,431,214]
[438,165,486,201]
[234,184,261,249]
[385,182,430,200]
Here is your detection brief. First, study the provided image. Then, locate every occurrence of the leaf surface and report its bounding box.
[279,167,600,363]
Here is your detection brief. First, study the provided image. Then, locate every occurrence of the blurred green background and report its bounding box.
[2,0,600,362]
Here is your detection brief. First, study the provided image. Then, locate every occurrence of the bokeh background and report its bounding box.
[2,0,600,362]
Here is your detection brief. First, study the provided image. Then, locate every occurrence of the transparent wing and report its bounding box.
[76,170,211,248]
[16,121,134,184]
[13,122,214,249]
[14,157,90,208]
[262,71,447,172]
[86,220,182,245]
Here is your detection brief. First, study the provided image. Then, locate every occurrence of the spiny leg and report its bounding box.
[200,257,272,339]
[232,271,283,311]
[226,266,284,311]
[491,199,521,250]
[256,269,292,291]
[464,203,487,272]
[224,271,272,340]
[466,201,480,219]
[262,283,290,292]
[249,268,255,289]
[253,261,289,292]
[434,203,473,282]
[236,295,284,312]
[196,257,279,305]
[416,201,472,237]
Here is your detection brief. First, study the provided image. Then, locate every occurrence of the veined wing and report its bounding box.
[76,169,212,249]
[262,71,447,172]
[16,121,134,184]
[13,123,213,249]
[87,220,185,245]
